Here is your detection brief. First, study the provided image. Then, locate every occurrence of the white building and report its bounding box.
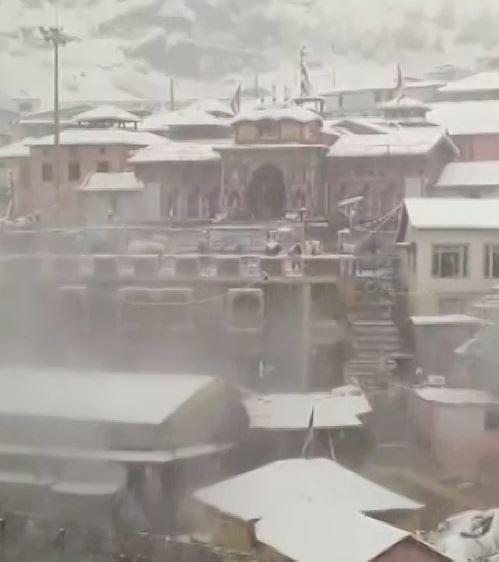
[397,198,499,315]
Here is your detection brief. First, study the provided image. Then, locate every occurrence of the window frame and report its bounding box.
[41,163,53,183]
[68,161,81,182]
[431,244,468,279]
[484,244,499,278]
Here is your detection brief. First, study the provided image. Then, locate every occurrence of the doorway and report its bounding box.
[246,164,286,220]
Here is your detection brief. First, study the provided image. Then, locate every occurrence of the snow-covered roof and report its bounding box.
[439,72,499,93]
[404,197,499,230]
[140,108,228,132]
[0,369,214,425]
[77,172,143,192]
[193,458,422,520]
[158,0,195,21]
[410,315,483,326]
[255,503,409,562]
[0,137,34,159]
[379,95,430,110]
[328,128,453,158]
[413,387,496,406]
[233,103,322,125]
[186,99,233,117]
[432,509,499,562]
[129,142,221,163]
[72,104,140,124]
[244,385,371,430]
[0,89,17,114]
[428,101,499,136]
[0,441,232,465]
[436,161,499,189]
[28,128,167,148]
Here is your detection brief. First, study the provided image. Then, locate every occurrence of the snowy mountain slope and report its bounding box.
[1,0,498,107]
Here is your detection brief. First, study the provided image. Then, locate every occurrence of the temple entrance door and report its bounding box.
[246,165,286,220]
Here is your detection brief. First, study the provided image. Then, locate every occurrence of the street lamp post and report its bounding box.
[39,26,71,221]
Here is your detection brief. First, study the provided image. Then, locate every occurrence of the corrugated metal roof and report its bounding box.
[28,128,167,147]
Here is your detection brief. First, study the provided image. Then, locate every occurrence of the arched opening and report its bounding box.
[246,164,286,220]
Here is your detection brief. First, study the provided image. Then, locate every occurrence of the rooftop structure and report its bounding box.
[0,137,33,159]
[244,385,371,430]
[129,142,220,163]
[328,128,456,158]
[0,368,213,425]
[412,386,496,406]
[255,503,411,562]
[193,457,422,520]
[72,104,141,128]
[438,71,499,100]
[379,94,431,123]
[27,128,166,148]
[436,161,499,191]
[403,197,499,230]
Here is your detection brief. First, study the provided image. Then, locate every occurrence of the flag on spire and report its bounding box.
[394,63,405,100]
[301,408,315,458]
[300,46,312,97]
[230,83,242,114]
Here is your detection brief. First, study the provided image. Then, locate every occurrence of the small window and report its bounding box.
[42,163,53,182]
[99,147,107,155]
[97,161,110,173]
[484,245,499,278]
[485,410,499,431]
[432,244,468,278]
[68,162,81,181]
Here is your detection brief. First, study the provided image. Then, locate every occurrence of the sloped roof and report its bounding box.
[77,172,143,192]
[193,458,422,520]
[436,161,499,188]
[328,128,454,158]
[186,99,233,117]
[255,503,409,562]
[72,104,140,124]
[129,142,221,163]
[413,387,496,406]
[404,197,499,230]
[380,95,430,110]
[428,101,499,136]
[439,71,499,93]
[244,385,371,430]
[0,137,34,159]
[0,369,214,425]
[28,128,167,148]
[140,107,228,132]
[233,103,322,125]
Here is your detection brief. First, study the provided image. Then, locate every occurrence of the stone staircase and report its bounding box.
[344,276,403,389]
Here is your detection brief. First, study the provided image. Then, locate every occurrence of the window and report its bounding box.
[42,163,53,182]
[99,147,107,155]
[432,244,468,278]
[485,409,499,431]
[97,161,110,172]
[68,162,81,181]
[484,245,499,278]
[258,120,280,141]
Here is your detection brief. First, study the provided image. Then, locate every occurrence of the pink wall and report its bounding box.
[453,134,499,161]
[29,145,133,224]
[408,392,499,480]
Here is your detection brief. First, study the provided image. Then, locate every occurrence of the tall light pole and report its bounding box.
[39,26,73,219]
